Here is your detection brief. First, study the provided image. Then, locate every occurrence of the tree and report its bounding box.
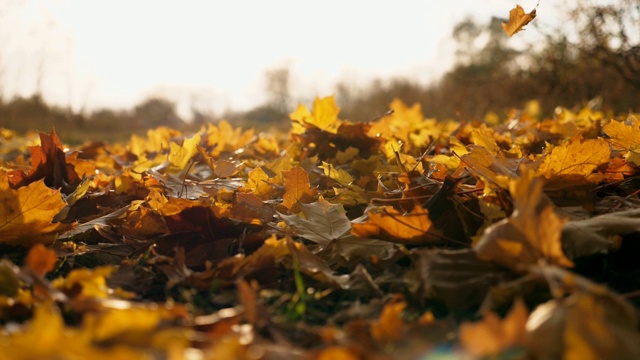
[264,67,291,114]
[132,97,182,128]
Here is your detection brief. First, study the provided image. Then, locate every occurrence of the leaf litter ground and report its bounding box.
[1,97,640,358]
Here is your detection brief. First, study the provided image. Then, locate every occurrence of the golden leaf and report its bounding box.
[0,170,69,246]
[604,117,640,165]
[352,205,441,245]
[536,134,610,180]
[502,5,537,37]
[245,167,274,199]
[167,133,201,173]
[290,96,342,134]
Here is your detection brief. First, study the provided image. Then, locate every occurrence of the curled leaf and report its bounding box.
[502,5,537,37]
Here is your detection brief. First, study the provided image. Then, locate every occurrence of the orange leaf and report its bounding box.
[502,5,537,37]
[282,166,317,211]
[370,299,407,342]
[0,170,70,246]
[352,205,441,245]
[25,244,58,277]
[459,298,528,356]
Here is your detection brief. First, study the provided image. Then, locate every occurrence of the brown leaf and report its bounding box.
[502,5,537,37]
[527,292,640,359]
[280,197,352,246]
[8,129,80,193]
[475,170,573,268]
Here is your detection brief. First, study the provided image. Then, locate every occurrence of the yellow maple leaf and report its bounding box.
[604,117,640,165]
[502,5,537,37]
[0,170,69,246]
[536,134,610,180]
[321,162,354,186]
[290,96,342,134]
[245,167,274,199]
[167,133,201,173]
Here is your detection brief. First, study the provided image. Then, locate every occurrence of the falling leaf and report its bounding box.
[352,205,441,245]
[459,298,528,356]
[502,5,537,37]
[0,170,70,246]
[25,244,57,277]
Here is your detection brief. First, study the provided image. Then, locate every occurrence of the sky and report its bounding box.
[0,0,548,118]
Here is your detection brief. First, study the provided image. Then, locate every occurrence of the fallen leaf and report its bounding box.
[475,170,574,268]
[604,117,640,165]
[460,298,528,356]
[8,129,80,193]
[25,244,57,277]
[370,298,407,343]
[280,197,352,246]
[526,292,640,359]
[282,166,317,211]
[0,170,70,246]
[167,133,201,173]
[352,205,441,245]
[502,5,537,37]
[536,134,610,181]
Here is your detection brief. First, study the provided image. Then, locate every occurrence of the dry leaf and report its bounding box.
[475,170,574,268]
[282,166,317,211]
[536,134,610,181]
[0,170,70,246]
[502,5,537,37]
[352,205,441,245]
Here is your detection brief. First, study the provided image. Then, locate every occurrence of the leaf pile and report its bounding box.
[1,96,640,358]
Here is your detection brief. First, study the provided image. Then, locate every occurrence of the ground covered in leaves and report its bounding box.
[1,96,640,359]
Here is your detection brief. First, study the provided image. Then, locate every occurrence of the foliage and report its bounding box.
[1,92,640,358]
